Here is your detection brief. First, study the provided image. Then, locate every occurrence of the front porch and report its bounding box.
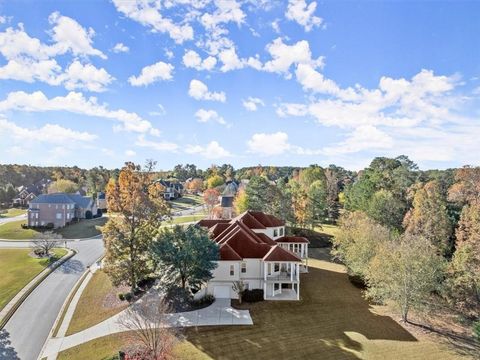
[263,261,301,300]
[264,284,299,301]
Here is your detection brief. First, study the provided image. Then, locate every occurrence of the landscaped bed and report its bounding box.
[0,248,67,311]
[55,253,469,360]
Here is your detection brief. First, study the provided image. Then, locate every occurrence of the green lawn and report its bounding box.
[168,214,206,225]
[0,217,107,240]
[0,248,67,311]
[56,253,467,360]
[0,220,40,239]
[56,217,107,239]
[66,270,128,336]
[0,208,26,218]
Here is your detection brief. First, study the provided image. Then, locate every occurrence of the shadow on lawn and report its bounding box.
[0,329,19,360]
[184,260,417,359]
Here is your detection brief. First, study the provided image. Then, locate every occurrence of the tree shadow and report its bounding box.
[57,259,85,274]
[0,329,19,360]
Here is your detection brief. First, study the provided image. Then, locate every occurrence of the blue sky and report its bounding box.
[0,0,479,171]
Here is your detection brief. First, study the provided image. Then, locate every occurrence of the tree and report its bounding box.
[203,188,220,218]
[403,181,452,256]
[118,293,177,360]
[103,162,169,293]
[48,179,79,193]
[366,190,406,230]
[233,188,248,215]
[366,234,445,322]
[244,176,277,213]
[31,231,62,257]
[187,178,204,194]
[207,175,224,189]
[232,281,246,304]
[332,211,392,279]
[151,225,218,291]
[324,168,340,222]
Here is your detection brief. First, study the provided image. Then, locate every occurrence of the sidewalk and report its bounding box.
[42,297,252,359]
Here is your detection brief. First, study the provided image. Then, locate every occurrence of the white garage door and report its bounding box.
[213,285,230,298]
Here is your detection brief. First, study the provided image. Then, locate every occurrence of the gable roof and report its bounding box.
[248,211,285,227]
[231,211,266,229]
[31,193,76,204]
[263,245,302,262]
[219,243,243,261]
[197,219,230,229]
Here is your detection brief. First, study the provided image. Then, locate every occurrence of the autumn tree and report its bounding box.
[332,211,392,279]
[244,176,278,214]
[103,161,169,293]
[187,178,204,194]
[324,167,340,221]
[366,190,406,230]
[403,180,452,256]
[203,188,220,218]
[151,225,218,291]
[206,174,224,189]
[48,179,79,193]
[233,188,248,215]
[366,234,446,323]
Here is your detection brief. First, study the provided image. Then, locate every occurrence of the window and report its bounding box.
[35,213,38,219]
[241,262,246,273]
[56,213,62,220]
[267,263,271,275]
[280,227,284,236]
[67,213,70,219]
[230,265,235,276]
[274,283,280,291]
[274,263,279,272]
[273,229,278,237]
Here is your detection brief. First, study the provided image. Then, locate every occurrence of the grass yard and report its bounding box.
[56,217,107,239]
[0,208,26,218]
[0,248,67,311]
[168,214,206,225]
[66,270,129,336]
[0,220,40,239]
[56,251,468,360]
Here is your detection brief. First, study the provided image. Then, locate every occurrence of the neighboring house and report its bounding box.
[219,181,238,219]
[196,211,309,301]
[96,191,107,211]
[155,180,184,200]
[13,184,41,206]
[28,193,97,228]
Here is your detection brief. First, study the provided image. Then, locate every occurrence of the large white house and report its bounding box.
[196,211,309,301]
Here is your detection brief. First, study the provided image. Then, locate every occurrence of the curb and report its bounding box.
[0,235,102,243]
[0,248,77,330]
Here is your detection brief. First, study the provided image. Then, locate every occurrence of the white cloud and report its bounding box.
[0,58,61,84]
[276,102,308,117]
[48,12,106,59]
[271,19,281,33]
[200,0,245,30]
[285,0,323,32]
[149,104,166,116]
[195,108,226,125]
[135,134,179,151]
[263,37,324,77]
[0,91,159,135]
[58,60,114,92]
[183,50,217,71]
[112,0,194,43]
[185,141,231,158]
[322,126,394,155]
[295,63,340,95]
[247,132,291,156]
[128,61,174,86]
[0,117,97,144]
[125,149,136,157]
[188,79,226,102]
[242,97,265,111]
[112,42,129,53]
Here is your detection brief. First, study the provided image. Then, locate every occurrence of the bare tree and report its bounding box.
[118,294,177,360]
[232,281,246,304]
[31,231,62,257]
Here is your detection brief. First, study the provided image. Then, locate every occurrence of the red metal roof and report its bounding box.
[263,245,302,262]
[219,243,243,261]
[248,211,285,227]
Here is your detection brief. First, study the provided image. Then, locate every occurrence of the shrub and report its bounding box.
[46,223,54,229]
[97,208,103,217]
[118,292,133,302]
[85,210,93,219]
[243,289,264,302]
[473,321,480,341]
[190,294,215,307]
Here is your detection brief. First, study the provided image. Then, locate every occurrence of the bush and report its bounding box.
[85,210,93,219]
[118,292,133,302]
[243,289,264,302]
[190,294,215,307]
[97,208,103,217]
[473,321,480,341]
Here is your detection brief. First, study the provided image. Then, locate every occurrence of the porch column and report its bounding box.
[290,263,293,281]
[297,282,300,300]
[296,263,300,281]
[263,262,267,300]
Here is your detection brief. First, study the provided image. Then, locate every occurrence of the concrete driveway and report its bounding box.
[0,238,104,360]
[0,213,26,226]
[42,298,252,358]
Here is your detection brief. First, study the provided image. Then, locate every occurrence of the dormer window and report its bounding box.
[273,229,278,237]
[279,227,284,236]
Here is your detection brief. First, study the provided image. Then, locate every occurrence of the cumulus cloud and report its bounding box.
[183,50,217,71]
[242,97,265,111]
[112,42,129,53]
[112,0,194,43]
[129,61,174,86]
[135,134,179,152]
[125,149,136,157]
[195,108,226,125]
[185,141,231,159]
[247,132,291,156]
[0,90,159,135]
[188,79,226,102]
[285,0,323,32]
[58,60,114,92]
[0,117,97,144]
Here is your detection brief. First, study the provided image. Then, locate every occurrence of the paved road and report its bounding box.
[0,238,104,360]
[0,214,26,226]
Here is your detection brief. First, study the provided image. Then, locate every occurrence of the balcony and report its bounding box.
[266,272,298,282]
